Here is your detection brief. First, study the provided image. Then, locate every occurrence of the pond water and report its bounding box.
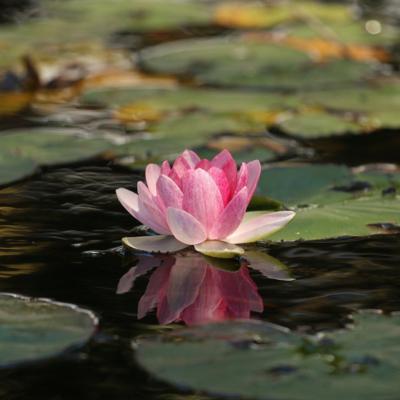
[0,1,399,399]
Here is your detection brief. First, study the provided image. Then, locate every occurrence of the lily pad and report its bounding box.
[268,196,400,241]
[258,164,400,207]
[136,311,400,400]
[0,128,113,166]
[257,164,352,207]
[279,112,361,138]
[0,152,37,186]
[140,37,377,90]
[0,293,97,368]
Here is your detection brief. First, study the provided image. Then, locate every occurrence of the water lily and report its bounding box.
[116,149,295,258]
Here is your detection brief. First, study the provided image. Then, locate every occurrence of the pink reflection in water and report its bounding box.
[117,253,265,325]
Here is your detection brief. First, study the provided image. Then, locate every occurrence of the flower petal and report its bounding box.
[162,257,207,323]
[138,182,171,234]
[122,235,188,253]
[167,207,207,245]
[181,149,200,168]
[116,256,162,294]
[161,160,171,175]
[156,174,183,209]
[244,251,294,281]
[145,163,161,196]
[209,187,248,240]
[208,166,231,205]
[235,162,248,195]
[211,149,237,193]
[194,240,244,258]
[246,160,261,201]
[182,168,224,232]
[116,188,140,219]
[138,264,171,319]
[225,211,296,244]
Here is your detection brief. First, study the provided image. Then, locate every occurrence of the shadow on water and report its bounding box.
[0,166,399,398]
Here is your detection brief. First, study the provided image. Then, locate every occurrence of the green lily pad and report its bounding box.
[140,37,376,90]
[257,164,352,207]
[0,152,37,186]
[136,311,400,400]
[0,128,113,166]
[268,196,400,241]
[258,164,400,207]
[0,293,97,368]
[279,112,361,138]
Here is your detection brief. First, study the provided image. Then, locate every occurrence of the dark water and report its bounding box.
[0,165,399,399]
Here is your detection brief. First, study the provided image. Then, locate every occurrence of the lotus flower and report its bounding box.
[116,149,295,258]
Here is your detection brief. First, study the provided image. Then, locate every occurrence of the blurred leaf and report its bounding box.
[0,128,113,168]
[140,37,378,90]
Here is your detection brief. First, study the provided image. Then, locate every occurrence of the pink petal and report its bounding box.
[182,168,224,232]
[225,211,295,244]
[209,187,248,240]
[246,160,261,201]
[161,160,171,175]
[156,175,183,209]
[181,149,201,168]
[137,182,171,234]
[145,164,161,196]
[138,264,171,319]
[122,235,188,253]
[169,155,192,186]
[166,207,207,245]
[196,159,211,171]
[211,149,237,194]
[116,256,162,294]
[181,268,225,325]
[208,166,231,205]
[219,267,263,317]
[235,163,248,195]
[162,257,207,324]
[116,188,140,219]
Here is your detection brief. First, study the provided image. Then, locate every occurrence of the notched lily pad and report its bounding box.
[0,293,97,368]
[136,311,400,400]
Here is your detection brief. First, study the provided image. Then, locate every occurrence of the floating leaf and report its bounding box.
[0,153,37,187]
[0,128,113,167]
[136,312,400,400]
[268,196,400,242]
[0,293,97,368]
[140,37,377,90]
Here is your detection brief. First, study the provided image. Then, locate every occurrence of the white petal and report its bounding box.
[167,207,207,245]
[145,164,161,196]
[122,235,188,253]
[226,211,295,244]
[194,240,244,259]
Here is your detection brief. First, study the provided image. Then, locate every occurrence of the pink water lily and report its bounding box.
[116,149,295,258]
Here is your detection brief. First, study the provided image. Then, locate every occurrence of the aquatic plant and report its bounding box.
[116,149,295,258]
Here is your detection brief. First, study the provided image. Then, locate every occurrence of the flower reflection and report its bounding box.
[117,251,291,326]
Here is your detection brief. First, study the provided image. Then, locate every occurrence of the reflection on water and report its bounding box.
[117,250,293,325]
